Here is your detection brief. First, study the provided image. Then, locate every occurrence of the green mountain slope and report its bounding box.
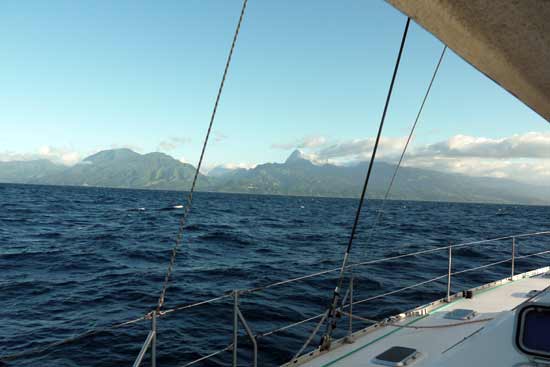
[0,159,65,183]
[211,150,550,204]
[39,148,210,190]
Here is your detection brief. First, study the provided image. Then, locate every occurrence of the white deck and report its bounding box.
[288,267,550,367]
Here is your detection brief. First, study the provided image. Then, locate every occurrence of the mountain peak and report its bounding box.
[285,149,309,164]
[144,151,173,159]
[83,148,140,164]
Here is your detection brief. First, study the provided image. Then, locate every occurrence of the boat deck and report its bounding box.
[289,267,550,367]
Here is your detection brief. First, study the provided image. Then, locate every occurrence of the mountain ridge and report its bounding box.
[1,148,549,205]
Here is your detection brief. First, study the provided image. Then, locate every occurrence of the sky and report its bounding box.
[1,0,549,184]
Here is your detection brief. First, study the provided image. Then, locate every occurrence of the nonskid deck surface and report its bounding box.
[291,267,550,367]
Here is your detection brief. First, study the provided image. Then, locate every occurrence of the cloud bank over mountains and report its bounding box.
[415,133,550,159]
[0,144,143,167]
[273,132,550,185]
[2,132,550,185]
[0,146,82,166]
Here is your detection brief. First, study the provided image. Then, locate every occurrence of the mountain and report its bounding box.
[207,165,248,177]
[84,148,141,163]
[28,149,210,190]
[1,148,549,205]
[213,150,359,197]
[210,149,550,204]
[285,149,309,164]
[0,159,65,183]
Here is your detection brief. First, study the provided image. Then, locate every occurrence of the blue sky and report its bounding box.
[1,1,549,182]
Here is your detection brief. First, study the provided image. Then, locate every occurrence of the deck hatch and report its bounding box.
[372,346,420,366]
[444,308,476,320]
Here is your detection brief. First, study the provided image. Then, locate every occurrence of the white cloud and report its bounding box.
[395,132,550,185]
[414,132,550,159]
[289,132,550,164]
[219,162,257,170]
[0,143,144,166]
[272,135,408,162]
[272,135,328,150]
[213,131,228,142]
[301,136,327,148]
[0,151,34,162]
[157,137,191,151]
[109,143,143,153]
[280,131,550,185]
[201,162,257,175]
[0,146,81,166]
[404,156,550,185]
[37,146,81,165]
[313,136,408,163]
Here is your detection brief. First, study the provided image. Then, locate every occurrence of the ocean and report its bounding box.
[1,183,549,366]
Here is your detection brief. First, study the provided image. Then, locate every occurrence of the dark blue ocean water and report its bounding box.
[1,183,549,366]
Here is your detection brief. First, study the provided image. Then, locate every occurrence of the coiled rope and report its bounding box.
[156,0,249,312]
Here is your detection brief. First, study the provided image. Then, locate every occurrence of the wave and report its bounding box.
[185,223,234,231]
[453,246,484,258]
[127,207,146,212]
[197,230,254,246]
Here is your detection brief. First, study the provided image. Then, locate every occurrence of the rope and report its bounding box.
[0,315,147,361]
[365,45,447,246]
[292,310,329,360]
[343,311,493,329]
[156,0,249,312]
[322,17,411,348]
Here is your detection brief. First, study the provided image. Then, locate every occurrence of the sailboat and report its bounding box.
[1,1,548,366]
[137,1,550,366]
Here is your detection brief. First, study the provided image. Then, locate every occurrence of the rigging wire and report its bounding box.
[364,45,447,249]
[156,0,249,312]
[320,17,411,350]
